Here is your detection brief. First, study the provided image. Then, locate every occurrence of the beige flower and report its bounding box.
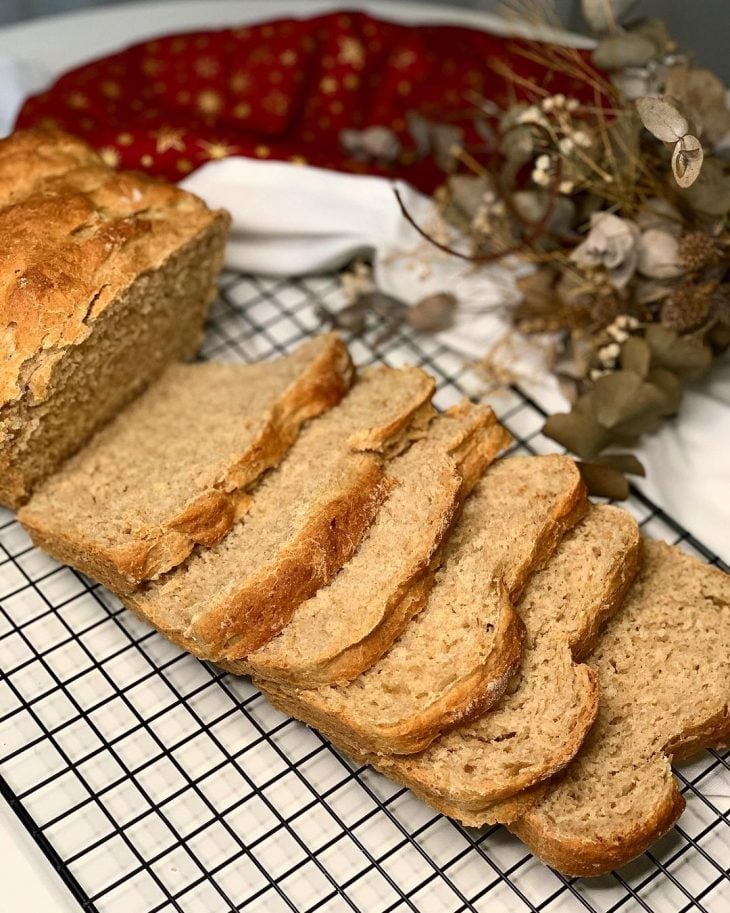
[570,213,640,289]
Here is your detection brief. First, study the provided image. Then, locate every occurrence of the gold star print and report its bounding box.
[198,139,238,160]
[151,126,186,154]
[101,80,121,99]
[337,36,365,68]
[66,91,89,110]
[99,147,120,167]
[197,89,223,115]
[319,76,338,95]
[233,102,251,119]
[392,49,417,71]
[195,56,219,78]
[343,73,359,90]
[230,72,251,94]
[280,49,297,66]
[249,47,273,65]
[255,145,270,158]
[142,57,162,76]
[263,91,289,116]
[141,154,154,167]
[176,158,193,174]
[171,37,187,53]
[116,132,133,147]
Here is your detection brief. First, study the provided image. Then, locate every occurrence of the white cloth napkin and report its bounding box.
[2,57,728,561]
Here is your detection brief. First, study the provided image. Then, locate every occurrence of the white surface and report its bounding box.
[0,798,79,913]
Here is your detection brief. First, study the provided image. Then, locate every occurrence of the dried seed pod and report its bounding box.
[660,284,713,332]
[678,232,719,271]
[405,293,458,333]
[671,134,703,188]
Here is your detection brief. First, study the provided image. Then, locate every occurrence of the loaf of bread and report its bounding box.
[11,316,728,878]
[511,540,730,876]
[354,505,640,826]
[0,127,230,509]
[259,455,587,756]
[19,335,353,593]
[123,365,435,660]
[233,403,511,686]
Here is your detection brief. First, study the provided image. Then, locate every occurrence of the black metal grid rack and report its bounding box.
[1,273,728,913]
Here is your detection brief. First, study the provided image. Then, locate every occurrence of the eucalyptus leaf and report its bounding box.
[577,462,630,500]
[447,174,495,221]
[681,157,730,216]
[645,325,713,378]
[581,0,635,33]
[635,96,689,143]
[620,336,651,377]
[542,410,611,460]
[664,65,730,146]
[672,135,703,188]
[647,367,683,412]
[406,293,457,332]
[591,371,667,429]
[596,453,646,476]
[610,409,665,438]
[593,33,655,70]
[629,18,673,56]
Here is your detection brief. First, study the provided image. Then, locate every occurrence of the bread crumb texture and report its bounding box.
[511,539,730,876]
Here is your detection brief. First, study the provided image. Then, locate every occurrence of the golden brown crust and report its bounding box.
[510,770,686,877]
[226,511,441,684]
[258,582,524,756]
[183,457,393,659]
[258,457,587,757]
[19,334,354,590]
[238,415,511,687]
[509,709,730,877]
[508,542,730,876]
[508,481,588,604]
[362,507,639,826]
[0,128,226,410]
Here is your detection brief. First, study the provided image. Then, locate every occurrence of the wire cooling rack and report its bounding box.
[1,272,728,913]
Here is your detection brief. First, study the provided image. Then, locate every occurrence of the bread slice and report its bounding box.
[358,505,640,826]
[231,404,511,686]
[124,365,435,660]
[510,539,730,877]
[0,127,230,509]
[259,455,587,756]
[19,334,353,594]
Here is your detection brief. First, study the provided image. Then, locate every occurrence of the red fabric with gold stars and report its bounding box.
[16,10,598,193]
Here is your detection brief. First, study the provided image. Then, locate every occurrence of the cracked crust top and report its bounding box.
[0,127,227,408]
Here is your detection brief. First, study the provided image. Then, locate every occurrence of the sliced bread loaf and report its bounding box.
[124,365,435,660]
[0,127,229,509]
[510,539,730,876]
[361,504,640,826]
[259,455,587,756]
[232,404,511,686]
[19,334,353,593]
